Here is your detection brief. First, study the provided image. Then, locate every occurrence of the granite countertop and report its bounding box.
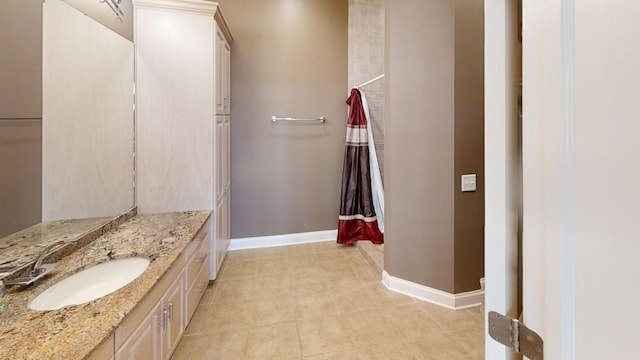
[0,210,211,360]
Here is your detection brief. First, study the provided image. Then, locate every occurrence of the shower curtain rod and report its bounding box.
[357,74,385,89]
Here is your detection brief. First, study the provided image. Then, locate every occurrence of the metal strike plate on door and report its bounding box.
[489,311,544,360]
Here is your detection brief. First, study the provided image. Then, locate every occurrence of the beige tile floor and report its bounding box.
[171,241,484,360]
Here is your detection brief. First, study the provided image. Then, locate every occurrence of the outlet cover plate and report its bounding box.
[461,174,477,192]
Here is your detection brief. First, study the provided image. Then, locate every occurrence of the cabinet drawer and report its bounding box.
[184,217,209,261]
[186,219,210,286]
[198,227,210,259]
[186,249,207,287]
[186,255,210,322]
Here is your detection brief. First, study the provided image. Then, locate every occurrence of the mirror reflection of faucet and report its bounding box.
[0,267,18,277]
[4,240,78,286]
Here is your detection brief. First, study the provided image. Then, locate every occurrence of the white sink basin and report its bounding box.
[29,257,150,311]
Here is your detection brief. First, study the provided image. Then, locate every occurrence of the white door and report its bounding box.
[486,1,640,359]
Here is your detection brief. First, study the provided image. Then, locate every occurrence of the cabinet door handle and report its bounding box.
[161,310,169,330]
[168,303,174,322]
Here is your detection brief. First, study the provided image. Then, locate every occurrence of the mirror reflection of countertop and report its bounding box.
[0,210,211,360]
[0,217,112,278]
[0,208,137,281]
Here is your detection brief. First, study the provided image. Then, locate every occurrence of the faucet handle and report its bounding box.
[30,267,47,278]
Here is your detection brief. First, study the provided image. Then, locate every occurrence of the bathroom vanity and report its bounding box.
[0,210,211,360]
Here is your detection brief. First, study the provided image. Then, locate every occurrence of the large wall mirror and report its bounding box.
[0,0,135,238]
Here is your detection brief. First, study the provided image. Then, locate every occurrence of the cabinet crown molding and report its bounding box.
[132,0,233,43]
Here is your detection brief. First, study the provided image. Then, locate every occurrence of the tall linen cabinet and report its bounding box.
[133,0,232,279]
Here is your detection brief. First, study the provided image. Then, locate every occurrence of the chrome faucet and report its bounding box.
[31,240,77,277]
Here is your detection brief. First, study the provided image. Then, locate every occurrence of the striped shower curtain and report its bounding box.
[337,88,383,244]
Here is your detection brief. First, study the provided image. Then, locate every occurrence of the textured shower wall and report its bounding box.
[348,0,385,177]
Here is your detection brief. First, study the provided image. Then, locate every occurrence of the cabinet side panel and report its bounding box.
[135,8,215,214]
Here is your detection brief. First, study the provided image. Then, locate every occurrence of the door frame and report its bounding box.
[485,0,577,359]
[484,1,522,359]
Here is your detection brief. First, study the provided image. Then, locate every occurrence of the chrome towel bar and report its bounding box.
[270,116,327,124]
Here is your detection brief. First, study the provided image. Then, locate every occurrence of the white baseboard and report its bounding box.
[382,271,484,310]
[228,229,338,250]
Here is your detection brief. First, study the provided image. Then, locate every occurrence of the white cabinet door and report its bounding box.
[117,271,183,360]
[213,114,230,277]
[116,301,162,360]
[224,116,230,190]
[215,115,225,203]
[223,115,231,256]
[162,272,184,360]
[215,197,225,275]
[224,41,231,114]
[215,26,230,115]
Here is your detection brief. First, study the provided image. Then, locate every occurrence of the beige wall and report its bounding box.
[0,120,42,237]
[0,0,42,119]
[217,0,348,238]
[385,0,484,293]
[0,0,43,237]
[454,0,484,292]
[385,0,456,292]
